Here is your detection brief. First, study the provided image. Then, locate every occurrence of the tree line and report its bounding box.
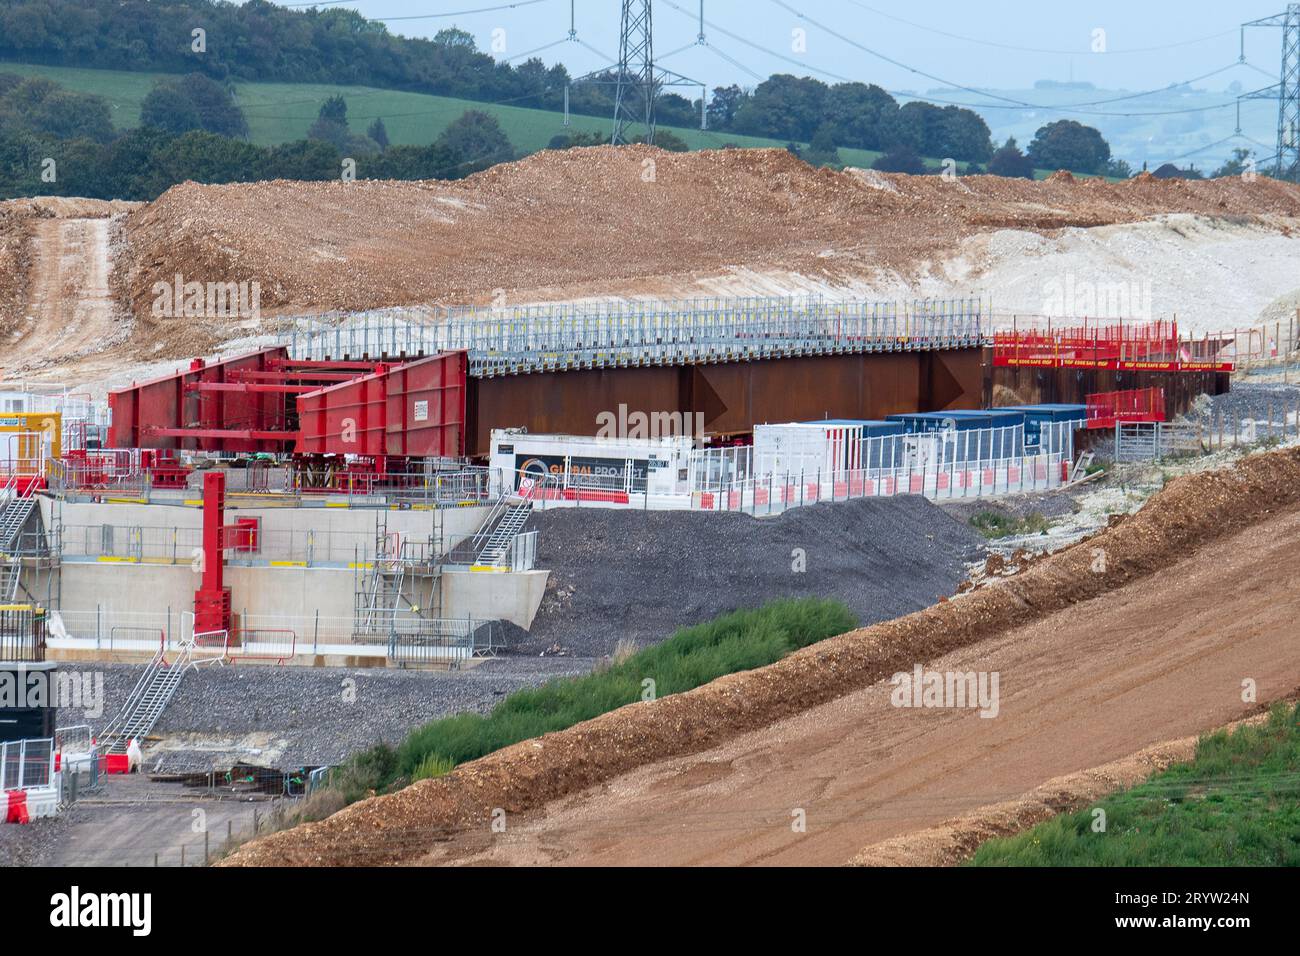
[0,71,517,200]
[0,0,1103,170]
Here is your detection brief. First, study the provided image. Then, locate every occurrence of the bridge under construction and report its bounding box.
[108,297,1231,458]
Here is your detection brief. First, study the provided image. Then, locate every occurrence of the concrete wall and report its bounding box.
[45,498,492,564]
[53,551,546,635]
[439,567,549,630]
[40,497,546,639]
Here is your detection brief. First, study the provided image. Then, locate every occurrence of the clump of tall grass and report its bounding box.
[336,598,856,799]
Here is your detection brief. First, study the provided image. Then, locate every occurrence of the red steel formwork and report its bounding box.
[108,349,467,458]
[297,351,466,458]
[110,348,299,453]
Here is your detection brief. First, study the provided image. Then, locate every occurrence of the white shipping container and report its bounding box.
[754,423,865,477]
[489,429,694,496]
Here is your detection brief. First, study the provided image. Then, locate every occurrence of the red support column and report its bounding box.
[194,470,232,636]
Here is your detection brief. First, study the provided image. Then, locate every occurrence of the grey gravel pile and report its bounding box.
[520,496,986,657]
[938,487,1083,525]
[1181,382,1300,428]
[1087,383,1300,460]
[67,658,587,772]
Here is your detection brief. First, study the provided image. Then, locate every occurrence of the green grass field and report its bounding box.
[968,702,1300,866]
[0,60,867,157]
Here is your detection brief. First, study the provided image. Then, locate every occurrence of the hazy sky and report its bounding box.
[286,0,1291,96]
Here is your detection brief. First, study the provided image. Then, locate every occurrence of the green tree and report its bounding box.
[1211,147,1254,179]
[1027,120,1111,174]
[307,95,347,147]
[732,74,829,141]
[632,131,689,152]
[824,82,898,151]
[872,144,925,174]
[547,130,609,150]
[140,83,203,135]
[0,76,114,143]
[434,110,513,177]
[174,74,248,138]
[805,123,841,167]
[367,117,390,151]
[706,84,747,129]
[988,137,1035,179]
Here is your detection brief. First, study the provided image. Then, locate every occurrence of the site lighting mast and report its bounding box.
[1241,4,1300,182]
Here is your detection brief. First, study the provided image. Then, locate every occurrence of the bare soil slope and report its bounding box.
[0,197,136,378]
[417,509,1300,866]
[220,446,1300,867]
[123,148,1300,327]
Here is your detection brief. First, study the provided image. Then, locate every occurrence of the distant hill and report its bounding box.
[925,83,1279,173]
[0,61,1087,181]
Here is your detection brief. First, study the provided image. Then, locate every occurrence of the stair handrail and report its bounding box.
[98,644,166,744]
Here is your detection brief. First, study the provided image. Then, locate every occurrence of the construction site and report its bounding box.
[2,5,1300,882]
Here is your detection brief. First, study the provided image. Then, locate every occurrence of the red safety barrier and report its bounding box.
[993,320,1235,372]
[1086,387,1167,429]
[103,753,131,774]
[561,488,631,504]
[5,790,30,824]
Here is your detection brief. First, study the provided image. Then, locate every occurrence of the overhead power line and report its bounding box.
[768,0,1252,116]
[659,0,1245,119]
[837,0,1238,57]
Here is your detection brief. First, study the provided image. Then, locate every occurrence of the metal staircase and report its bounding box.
[99,641,195,755]
[0,491,37,551]
[0,480,42,602]
[475,501,533,566]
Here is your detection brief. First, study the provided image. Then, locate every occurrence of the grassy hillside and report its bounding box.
[969,702,1300,866]
[0,61,873,157]
[0,61,1087,179]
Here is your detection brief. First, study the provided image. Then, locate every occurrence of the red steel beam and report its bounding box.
[185,383,322,394]
[229,369,377,382]
[147,427,300,442]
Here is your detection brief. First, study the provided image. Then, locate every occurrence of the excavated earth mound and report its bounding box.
[123,146,1300,330]
[220,445,1300,867]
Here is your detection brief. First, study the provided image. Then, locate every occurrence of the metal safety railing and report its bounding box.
[382,617,509,663]
[280,295,988,376]
[700,452,1066,514]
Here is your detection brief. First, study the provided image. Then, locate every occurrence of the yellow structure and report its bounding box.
[0,412,61,474]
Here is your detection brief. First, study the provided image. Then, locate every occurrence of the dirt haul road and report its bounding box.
[0,199,133,379]
[418,505,1300,867]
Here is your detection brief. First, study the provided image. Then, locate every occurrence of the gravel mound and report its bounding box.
[1183,382,1300,427]
[521,496,986,657]
[73,659,587,773]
